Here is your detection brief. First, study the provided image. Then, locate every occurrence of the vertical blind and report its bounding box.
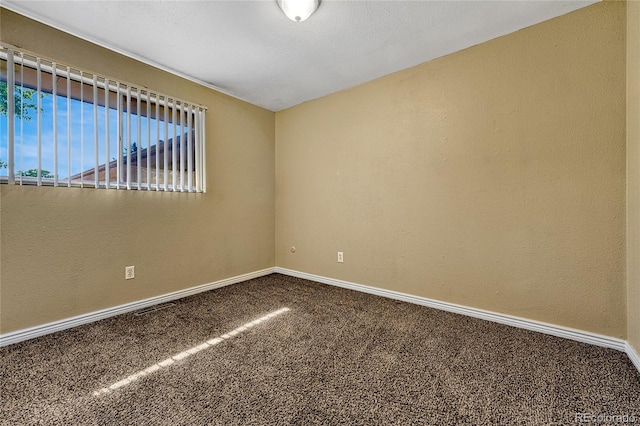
[0,45,207,193]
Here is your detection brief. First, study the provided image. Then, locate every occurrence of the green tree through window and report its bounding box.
[0,81,40,121]
[1,81,52,177]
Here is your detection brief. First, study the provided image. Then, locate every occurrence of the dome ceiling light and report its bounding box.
[277,0,320,22]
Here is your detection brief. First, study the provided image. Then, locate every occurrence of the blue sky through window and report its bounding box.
[0,90,185,181]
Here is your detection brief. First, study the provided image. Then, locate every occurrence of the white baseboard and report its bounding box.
[0,268,275,348]
[3,266,638,376]
[627,342,640,374]
[274,267,628,352]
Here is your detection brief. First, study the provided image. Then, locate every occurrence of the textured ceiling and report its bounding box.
[2,0,597,111]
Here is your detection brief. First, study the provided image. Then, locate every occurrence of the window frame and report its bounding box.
[0,45,207,193]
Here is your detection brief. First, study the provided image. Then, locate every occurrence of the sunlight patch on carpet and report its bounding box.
[92,307,291,396]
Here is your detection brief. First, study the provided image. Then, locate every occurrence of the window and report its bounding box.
[0,45,207,192]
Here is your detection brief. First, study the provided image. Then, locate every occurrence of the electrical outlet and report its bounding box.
[337,252,344,263]
[125,266,135,280]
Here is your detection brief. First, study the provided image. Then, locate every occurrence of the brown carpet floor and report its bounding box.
[1,273,639,425]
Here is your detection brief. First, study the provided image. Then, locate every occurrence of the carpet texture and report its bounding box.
[1,274,639,425]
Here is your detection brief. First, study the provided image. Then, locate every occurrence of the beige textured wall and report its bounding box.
[628,0,640,352]
[276,2,626,337]
[0,9,275,333]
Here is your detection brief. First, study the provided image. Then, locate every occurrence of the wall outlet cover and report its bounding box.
[125,266,135,280]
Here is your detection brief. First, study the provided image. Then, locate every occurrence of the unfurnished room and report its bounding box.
[0,0,639,424]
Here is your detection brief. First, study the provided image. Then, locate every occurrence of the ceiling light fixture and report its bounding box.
[277,0,320,22]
